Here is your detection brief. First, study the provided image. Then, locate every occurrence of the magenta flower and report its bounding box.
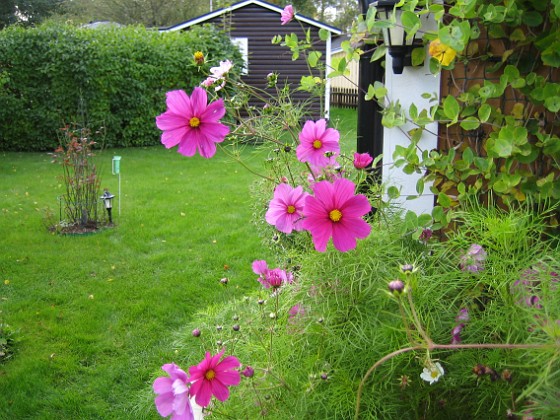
[156,87,230,159]
[459,244,487,273]
[353,152,373,169]
[456,307,469,322]
[252,260,294,289]
[296,119,340,167]
[288,304,305,322]
[153,363,194,420]
[302,178,371,252]
[188,351,241,408]
[265,183,308,234]
[280,5,294,25]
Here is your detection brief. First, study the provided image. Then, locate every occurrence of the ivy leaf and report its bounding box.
[478,103,492,122]
[371,44,387,62]
[443,95,460,124]
[307,51,322,68]
[418,213,433,227]
[545,95,560,112]
[411,47,425,66]
[437,192,452,207]
[493,137,513,157]
[401,11,421,40]
[404,210,418,230]
[540,41,560,67]
[387,186,400,199]
[460,116,480,130]
[438,20,470,52]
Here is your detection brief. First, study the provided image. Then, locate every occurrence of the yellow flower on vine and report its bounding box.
[429,39,457,66]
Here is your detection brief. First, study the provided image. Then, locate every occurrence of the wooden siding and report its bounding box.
[191,4,326,119]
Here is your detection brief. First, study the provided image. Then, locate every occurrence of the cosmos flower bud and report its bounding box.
[192,328,201,337]
[400,264,416,274]
[194,51,205,65]
[388,279,405,295]
[242,366,255,378]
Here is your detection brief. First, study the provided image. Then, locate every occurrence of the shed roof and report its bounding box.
[162,0,342,35]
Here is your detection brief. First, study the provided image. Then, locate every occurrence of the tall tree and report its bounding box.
[331,0,360,32]
[66,0,211,27]
[0,0,65,29]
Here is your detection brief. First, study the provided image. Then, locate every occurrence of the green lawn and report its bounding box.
[0,146,273,418]
[0,108,358,418]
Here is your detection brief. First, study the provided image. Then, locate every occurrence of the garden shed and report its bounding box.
[330,34,359,109]
[161,0,342,120]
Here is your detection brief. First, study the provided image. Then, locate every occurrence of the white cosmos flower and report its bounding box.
[420,362,444,384]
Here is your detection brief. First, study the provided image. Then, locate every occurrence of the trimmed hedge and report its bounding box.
[0,23,241,151]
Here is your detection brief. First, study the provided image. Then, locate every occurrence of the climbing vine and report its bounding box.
[350,0,559,230]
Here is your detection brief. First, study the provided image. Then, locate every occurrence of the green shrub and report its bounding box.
[0,23,241,151]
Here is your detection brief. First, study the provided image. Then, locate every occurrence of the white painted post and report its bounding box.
[382,15,440,215]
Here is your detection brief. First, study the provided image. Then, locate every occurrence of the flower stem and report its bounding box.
[354,342,557,419]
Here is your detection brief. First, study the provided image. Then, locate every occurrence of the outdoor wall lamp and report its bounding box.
[361,0,421,74]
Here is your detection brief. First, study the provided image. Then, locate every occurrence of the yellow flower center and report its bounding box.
[287,205,296,214]
[205,369,216,380]
[189,117,201,128]
[431,370,439,379]
[312,139,322,149]
[329,209,342,222]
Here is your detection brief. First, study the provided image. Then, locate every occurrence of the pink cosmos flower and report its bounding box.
[252,260,294,289]
[202,60,234,91]
[302,178,371,252]
[353,152,373,169]
[288,304,305,322]
[280,5,294,25]
[153,363,194,420]
[265,183,308,234]
[296,119,340,168]
[459,244,487,273]
[156,88,230,158]
[188,351,241,408]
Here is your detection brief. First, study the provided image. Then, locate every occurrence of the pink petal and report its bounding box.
[155,393,175,417]
[195,135,218,159]
[215,370,240,387]
[172,378,189,395]
[252,260,268,275]
[200,122,229,142]
[156,112,186,132]
[161,363,189,382]
[311,181,336,209]
[274,213,294,233]
[153,377,173,394]
[331,178,356,207]
[192,379,213,407]
[210,379,230,402]
[165,90,191,116]
[189,87,207,116]
[173,390,190,415]
[339,194,371,218]
[200,98,227,121]
[177,130,201,157]
[215,356,241,373]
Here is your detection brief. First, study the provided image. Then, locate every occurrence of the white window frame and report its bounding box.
[230,37,249,75]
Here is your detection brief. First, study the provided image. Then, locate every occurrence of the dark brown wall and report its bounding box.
[191,4,327,119]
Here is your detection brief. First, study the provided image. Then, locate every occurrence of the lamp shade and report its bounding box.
[373,0,418,74]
